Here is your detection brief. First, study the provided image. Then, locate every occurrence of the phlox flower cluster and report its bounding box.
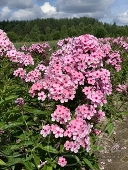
[99,37,124,71]
[105,51,122,71]
[13,68,26,79]
[15,97,25,106]
[83,68,112,107]
[0,29,15,57]
[37,34,116,154]
[25,69,41,83]
[13,67,41,82]
[6,49,34,66]
[29,34,109,104]
[116,84,127,92]
[14,63,46,83]
[64,118,92,153]
[28,42,51,57]
[51,105,71,124]
[75,104,96,120]
[20,43,51,59]
[0,29,34,67]
[40,124,64,138]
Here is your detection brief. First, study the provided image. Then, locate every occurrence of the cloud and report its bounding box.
[0,0,8,7]
[0,0,33,10]
[57,0,114,19]
[0,0,127,25]
[56,0,114,16]
[114,11,128,25]
[9,4,43,20]
[0,6,12,20]
[8,0,33,9]
[40,2,56,14]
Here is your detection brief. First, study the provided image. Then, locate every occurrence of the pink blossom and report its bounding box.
[58,157,67,167]
[38,91,46,101]
[40,124,51,137]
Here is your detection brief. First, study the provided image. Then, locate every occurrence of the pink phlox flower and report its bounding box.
[51,124,64,138]
[38,91,46,101]
[13,68,26,79]
[58,156,67,167]
[40,124,51,137]
[51,105,71,124]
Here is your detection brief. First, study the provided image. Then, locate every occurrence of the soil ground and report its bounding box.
[96,115,128,170]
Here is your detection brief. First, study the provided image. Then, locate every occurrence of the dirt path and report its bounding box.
[96,116,128,170]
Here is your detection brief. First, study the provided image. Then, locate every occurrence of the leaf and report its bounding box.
[106,122,114,135]
[91,145,104,151]
[120,112,128,116]
[43,164,53,170]
[24,107,52,115]
[23,161,35,170]
[0,95,18,105]
[39,145,58,154]
[5,95,18,101]
[0,122,5,128]
[33,154,40,167]
[45,158,56,168]
[7,158,23,166]
[4,122,24,129]
[83,158,96,170]
[0,159,6,166]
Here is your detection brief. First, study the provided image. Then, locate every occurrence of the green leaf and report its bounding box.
[24,107,52,115]
[45,158,56,168]
[91,145,104,151]
[0,159,6,166]
[0,122,5,128]
[7,158,23,166]
[83,158,96,170]
[43,164,53,170]
[120,112,128,116]
[23,161,35,170]
[106,122,114,135]
[39,145,58,154]
[5,95,18,101]
[33,154,40,167]
[4,122,24,129]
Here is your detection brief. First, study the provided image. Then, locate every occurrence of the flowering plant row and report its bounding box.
[0,29,128,170]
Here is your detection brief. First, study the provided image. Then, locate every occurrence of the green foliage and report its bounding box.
[7,32,18,42]
[96,27,107,38]
[30,25,40,42]
[1,17,128,42]
[1,35,128,170]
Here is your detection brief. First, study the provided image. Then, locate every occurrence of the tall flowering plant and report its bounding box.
[1,28,128,170]
[18,34,116,169]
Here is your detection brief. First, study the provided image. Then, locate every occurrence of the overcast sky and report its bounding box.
[0,0,128,25]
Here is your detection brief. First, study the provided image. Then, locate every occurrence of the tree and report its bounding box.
[52,30,61,40]
[61,25,68,39]
[7,32,18,42]
[68,25,77,37]
[95,27,107,38]
[23,34,31,42]
[30,25,40,42]
[45,26,51,40]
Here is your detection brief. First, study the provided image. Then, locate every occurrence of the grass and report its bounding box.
[14,40,58,49]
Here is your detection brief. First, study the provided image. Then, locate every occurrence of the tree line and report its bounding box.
[0,17,128,42]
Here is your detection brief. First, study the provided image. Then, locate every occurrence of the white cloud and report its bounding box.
[40,2,56,14]
[9,4,43,20]
[0,0,127,25]
[1,6,12,20]
[114,11,128,25]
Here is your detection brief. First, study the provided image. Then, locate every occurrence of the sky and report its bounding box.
[0,0,128,25]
